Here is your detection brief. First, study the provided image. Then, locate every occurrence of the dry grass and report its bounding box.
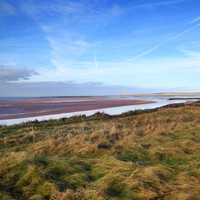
[0,102,200,199]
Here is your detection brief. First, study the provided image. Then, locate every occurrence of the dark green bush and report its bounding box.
[106,180,125,197]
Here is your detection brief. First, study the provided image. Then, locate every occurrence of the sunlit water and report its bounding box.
[0,97,196,126]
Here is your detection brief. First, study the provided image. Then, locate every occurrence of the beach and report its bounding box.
[0,96,153,120]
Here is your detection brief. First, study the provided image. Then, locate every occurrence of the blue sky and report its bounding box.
[0,0,200,96]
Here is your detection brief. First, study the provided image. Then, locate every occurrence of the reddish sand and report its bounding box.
[0,97,154,120]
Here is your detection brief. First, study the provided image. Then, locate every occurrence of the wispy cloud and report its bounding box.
[21,1,85,16]
[190,16,200,24]
[109,4,124,16]
[27,49,200,91]
[180,49,200,58]
[4,0,199,91]
[46,35,92,59]
[26,0,200,88]
[37,0,192,68]
[20,0,94,79]
[0,1,16,15]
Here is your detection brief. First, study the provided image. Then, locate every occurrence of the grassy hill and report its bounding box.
[0,102,200,200]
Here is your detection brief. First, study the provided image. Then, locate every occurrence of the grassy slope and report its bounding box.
[0,103,200,200]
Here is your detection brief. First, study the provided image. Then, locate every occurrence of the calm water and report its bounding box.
[0,96,194,126]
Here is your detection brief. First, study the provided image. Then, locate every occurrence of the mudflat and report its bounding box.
[0,97,153,120]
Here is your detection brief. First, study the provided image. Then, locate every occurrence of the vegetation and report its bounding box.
[0,102,200,199]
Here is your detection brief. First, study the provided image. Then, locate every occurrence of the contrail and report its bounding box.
[190,16,200,24]
[134,0,188,9]
[127,23,200,61]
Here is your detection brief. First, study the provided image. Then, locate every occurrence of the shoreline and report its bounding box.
[0,98,154,120]
[0,99,194,126]
[0,99,197,127]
